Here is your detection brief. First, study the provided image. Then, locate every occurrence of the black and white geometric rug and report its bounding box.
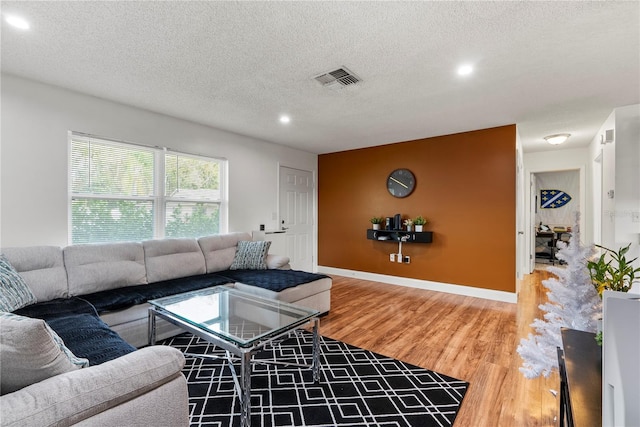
[160,331,468,427]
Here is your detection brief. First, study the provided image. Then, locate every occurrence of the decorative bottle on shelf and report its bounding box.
[394,214,401,230]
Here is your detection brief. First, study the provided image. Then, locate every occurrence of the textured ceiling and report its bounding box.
[1,1,639,154]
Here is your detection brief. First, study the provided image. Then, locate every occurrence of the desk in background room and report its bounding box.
[535,228,571,265]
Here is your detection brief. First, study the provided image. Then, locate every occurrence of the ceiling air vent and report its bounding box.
[314,67,361,89]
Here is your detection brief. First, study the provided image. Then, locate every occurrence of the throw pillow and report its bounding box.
[0,254,37,312]
[230,240,271,270]
[0,312,89,395]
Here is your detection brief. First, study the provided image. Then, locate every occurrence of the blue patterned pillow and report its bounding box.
[0,254,37,312]
[230,241,271,270]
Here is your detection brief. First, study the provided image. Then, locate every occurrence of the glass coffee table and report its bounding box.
[148,286,321,427]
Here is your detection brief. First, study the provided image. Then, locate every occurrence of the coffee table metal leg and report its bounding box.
[240,351,252,427]
[148,310,157,345]
[312,317,320,383]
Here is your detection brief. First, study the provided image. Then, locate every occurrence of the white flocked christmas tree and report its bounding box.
[517,212,601,379]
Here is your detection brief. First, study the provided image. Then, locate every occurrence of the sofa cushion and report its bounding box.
[0,312,89,395]
[64,242,147,296]
[14,298,137,366]
[143,238,206,283]
[233,277,333,309]
[217,269,330,292]
[0,254,37,312]
[1,246,68,302]
[230,240,271,270]
[198,232,252,273]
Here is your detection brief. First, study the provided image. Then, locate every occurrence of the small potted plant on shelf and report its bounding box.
[403,218,414,232]
[413,216,428,232]
[370,217,384,230]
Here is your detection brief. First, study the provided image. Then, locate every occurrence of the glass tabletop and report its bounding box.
[149,286,319,347]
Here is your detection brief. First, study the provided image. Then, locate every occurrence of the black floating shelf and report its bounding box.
[366,229,433,243]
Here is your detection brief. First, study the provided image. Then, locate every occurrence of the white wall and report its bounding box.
[614,105,640,262]
[588,105,640,292]
[0,74,318,248]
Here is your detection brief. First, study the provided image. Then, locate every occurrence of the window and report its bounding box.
[70,133,225,244]
[164,152,222,239]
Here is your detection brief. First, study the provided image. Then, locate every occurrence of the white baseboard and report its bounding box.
[317,266,517,304]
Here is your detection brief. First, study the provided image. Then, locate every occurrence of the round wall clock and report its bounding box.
[387,168,415,198]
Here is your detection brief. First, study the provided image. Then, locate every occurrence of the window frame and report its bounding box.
[68,132,227,244]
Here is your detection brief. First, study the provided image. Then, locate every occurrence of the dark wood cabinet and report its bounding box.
[557,328,602,427]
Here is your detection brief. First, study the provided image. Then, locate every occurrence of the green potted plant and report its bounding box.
[588,243,640,296]
[587,243,640,345]
[369,217,384,230]
[413,216,428,232]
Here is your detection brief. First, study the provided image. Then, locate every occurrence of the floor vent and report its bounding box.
[314,67,361,89]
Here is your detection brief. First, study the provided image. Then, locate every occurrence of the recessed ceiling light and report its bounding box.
[5,14,30,30]
[279,115,291,124]
[544,133,571,145]
[457,64,473,76]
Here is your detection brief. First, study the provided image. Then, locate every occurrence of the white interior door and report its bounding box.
[516,147,525,281]
[594,151,603,246]
[279,166,314,271]
[530,174,537,273]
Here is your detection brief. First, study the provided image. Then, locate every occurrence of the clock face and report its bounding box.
[387,169,415,198]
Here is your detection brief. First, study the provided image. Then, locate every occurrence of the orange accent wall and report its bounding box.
[318,125,516,293]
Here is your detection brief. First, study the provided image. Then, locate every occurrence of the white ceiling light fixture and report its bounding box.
[457,64,474,76]
[279,115,291,124]
[544,133,571,145]
[5,14,30,30]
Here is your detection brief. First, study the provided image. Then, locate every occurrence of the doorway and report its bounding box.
[278,166,314,271]
[529,169,583,272]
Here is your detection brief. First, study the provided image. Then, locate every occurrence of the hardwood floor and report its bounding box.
[318,269,559,427]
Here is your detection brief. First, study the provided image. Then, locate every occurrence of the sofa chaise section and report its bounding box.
[220,269,332,315]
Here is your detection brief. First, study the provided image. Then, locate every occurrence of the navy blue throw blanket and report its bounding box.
[13,269,327,365]
[216,269,329,292]
[15,298,136,365]
[82,273,233,313]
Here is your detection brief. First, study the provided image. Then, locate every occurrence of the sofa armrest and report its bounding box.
[266,254,290,269]
[0,346,187,427]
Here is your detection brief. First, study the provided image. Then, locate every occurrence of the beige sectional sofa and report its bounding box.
[0,232,331,426]
[5,232,331,347]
